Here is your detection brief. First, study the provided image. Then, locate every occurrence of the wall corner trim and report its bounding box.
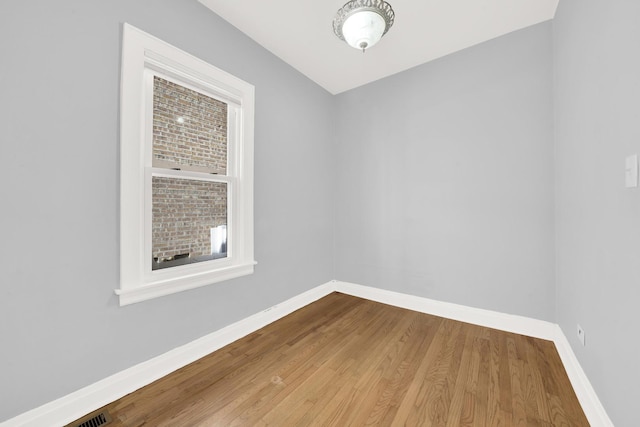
[2,280,612,427]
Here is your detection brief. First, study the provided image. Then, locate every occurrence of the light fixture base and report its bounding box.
[333,0,395,51]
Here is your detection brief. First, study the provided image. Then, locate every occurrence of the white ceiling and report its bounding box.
[198,0,559,95]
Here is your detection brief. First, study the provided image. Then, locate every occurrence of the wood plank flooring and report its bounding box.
[69,293,589,426]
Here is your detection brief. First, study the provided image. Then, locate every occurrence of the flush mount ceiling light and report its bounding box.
[333,0,395,53]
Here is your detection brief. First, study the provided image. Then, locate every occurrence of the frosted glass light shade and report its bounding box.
[342,10,386,51]
[333,0,395,52]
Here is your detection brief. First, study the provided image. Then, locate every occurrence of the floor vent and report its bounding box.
[72,411,112,427]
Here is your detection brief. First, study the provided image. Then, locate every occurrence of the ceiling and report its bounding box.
[198,0,559,95]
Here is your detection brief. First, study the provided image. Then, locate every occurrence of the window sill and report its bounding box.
[115,261,256,306]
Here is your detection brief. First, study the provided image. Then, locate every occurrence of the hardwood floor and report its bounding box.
[69,293,589,426]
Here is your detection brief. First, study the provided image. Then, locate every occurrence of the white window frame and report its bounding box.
[117,23,255,306]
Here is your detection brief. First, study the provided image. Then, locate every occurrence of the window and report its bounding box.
[117,24,255,305]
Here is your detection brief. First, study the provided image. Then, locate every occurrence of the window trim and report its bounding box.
[117,23,255,306]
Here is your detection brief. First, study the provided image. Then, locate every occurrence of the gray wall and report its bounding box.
[553,1,640,425]
[0,0,335,421]
[334,23,556,321]
[3,0,633,423]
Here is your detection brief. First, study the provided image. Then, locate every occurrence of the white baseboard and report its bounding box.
[333,281,613,427]
[1,282,337,427]
[333,281,559,340]
[3,280,612,427]
[550,325,614,427]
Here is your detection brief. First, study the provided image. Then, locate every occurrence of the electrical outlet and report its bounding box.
[577,324,586,346]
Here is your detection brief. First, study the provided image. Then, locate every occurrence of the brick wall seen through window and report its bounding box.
[151,77,228,268]
[152,77,227,173]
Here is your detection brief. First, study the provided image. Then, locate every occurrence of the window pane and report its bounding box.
[152,177,227,270]
[153,76,227,174]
